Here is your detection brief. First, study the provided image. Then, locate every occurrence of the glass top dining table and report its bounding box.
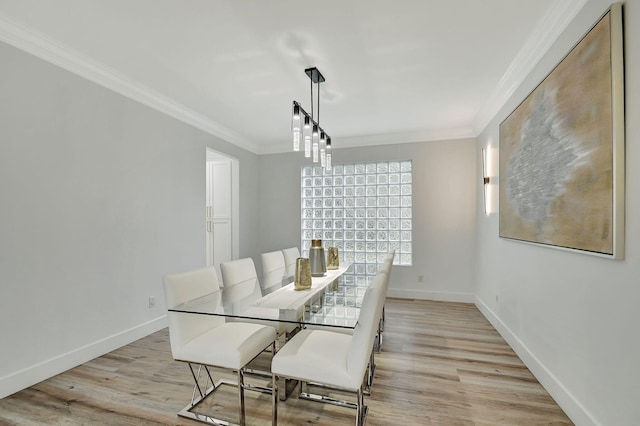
[168,263,370,330]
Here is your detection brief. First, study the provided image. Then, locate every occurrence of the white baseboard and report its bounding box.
[474,296,599,426]
[0,315,168,399]
[387,288,474,303]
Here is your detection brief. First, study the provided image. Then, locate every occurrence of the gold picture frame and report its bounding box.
[499,3,624,259]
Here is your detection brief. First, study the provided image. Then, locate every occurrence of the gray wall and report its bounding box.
[474,1,640,424]
[0,40,260,398]
[258,139,478,301]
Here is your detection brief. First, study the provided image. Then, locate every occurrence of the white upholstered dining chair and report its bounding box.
[260,250,287,295]
[271,275,383,426]
[376,250,395,345]
[163,266,276,426]
[281,246,301,283]
[219,257,263,311]
[303,253,393,395]
[220,257,296,337]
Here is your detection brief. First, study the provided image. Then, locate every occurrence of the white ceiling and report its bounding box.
[0,0,587,154]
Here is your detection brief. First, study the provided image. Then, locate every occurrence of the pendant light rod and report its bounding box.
[310,71,314,121]
[317,79,320,125]
[306,67,324,124]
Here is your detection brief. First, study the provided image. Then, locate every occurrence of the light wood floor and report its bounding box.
[0,299,573,425]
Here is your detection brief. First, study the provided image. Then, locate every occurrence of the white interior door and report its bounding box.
[206,149,239,280]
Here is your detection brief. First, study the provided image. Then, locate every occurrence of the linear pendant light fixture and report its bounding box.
[292,67,332,171]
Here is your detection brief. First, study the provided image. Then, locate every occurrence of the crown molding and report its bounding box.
[472,0,588,135]
[337,127,477,149]
[260,127,476,155]
[0,14,261,154]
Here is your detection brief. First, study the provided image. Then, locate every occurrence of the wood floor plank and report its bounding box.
[0,299,573,425]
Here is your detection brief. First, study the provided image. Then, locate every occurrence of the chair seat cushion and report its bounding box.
[272,329,360,391]
[175,322,276,370]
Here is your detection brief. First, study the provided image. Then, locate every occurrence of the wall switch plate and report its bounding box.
[148,296,155,308]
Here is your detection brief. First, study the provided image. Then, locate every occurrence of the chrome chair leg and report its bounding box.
[375,315,384,353]
[188,363,214,401]
[356,386,362,426]
[272,374,279,425]
[356,385,368,426]
[364,350,375,395]
[238,370,245,425]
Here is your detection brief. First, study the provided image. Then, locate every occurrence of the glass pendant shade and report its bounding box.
[304,135,311,158]
[320,135,326,167]
[293,130,301,151]
[292,103,301,151]
[311,124,319,163]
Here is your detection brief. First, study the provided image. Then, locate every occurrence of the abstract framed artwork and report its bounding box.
[499,3,624,259]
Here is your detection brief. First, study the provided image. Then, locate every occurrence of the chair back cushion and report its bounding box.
[163,267,225,359]
[377,250,395,294]
[260,251,287,295]
[347,273,385,382]
[282,247,301,281]
[220,258,263,308]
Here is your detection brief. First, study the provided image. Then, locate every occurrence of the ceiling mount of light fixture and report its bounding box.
[292,67,332,171]
[305,67,325,83]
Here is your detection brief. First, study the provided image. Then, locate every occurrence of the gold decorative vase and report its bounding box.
[327,247,339,270]
[294,257,312,290]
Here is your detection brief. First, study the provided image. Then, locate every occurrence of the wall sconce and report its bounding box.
[482,147,491,215]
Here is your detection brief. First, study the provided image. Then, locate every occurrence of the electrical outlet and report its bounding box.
[148,296,156,308]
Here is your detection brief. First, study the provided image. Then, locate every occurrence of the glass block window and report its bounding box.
[301,161,413,279]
